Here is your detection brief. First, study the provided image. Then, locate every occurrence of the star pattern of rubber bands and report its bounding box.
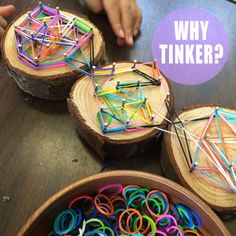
[170,107,236,192]
[14,3,94,74]
[90,60,171,133]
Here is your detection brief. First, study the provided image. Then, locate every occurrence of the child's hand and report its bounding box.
[0,5,15,39]
[85,0,142,46]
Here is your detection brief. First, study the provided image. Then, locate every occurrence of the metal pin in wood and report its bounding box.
[116,80,120,90]
[154,58,157,68]
[112,62,116,73]
[144,96,148,104]
[132,60,137,69]
[191,162,198,172]
[122,99,126,108]
[18,44,22,52]
[43,19,47,26]
[95,83,99,92]
[104,123,108,130]
[137,79,141,87]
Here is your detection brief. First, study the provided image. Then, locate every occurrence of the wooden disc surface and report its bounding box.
[165,105,236,210]
[69,62,173,142]
[2,10,104,80]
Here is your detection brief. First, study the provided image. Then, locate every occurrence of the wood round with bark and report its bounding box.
[163,104,236,211]
[68,62,174,159]
[1,9,105,100]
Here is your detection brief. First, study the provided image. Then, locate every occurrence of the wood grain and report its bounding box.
[68,62,173,158]
[164,105,236,211]
[1,9,104,100]
[0,0,236,235]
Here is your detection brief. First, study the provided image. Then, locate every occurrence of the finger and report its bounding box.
[133,7,142,36]
[0,5,16,18]
[103,0,125,39]
[0,26,5,40]
[120,3,135,46]
[116,37,125,46]
[0,15,7,29]
[85,0,103,14]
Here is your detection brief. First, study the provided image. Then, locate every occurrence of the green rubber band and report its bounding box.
[147,198,162,216]
[97,226,115,236]
[86,218,105,228]
[142,215,157,236]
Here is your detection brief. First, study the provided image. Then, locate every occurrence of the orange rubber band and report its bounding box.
[184,229,202,236]
[146,190,169,218]
[118,208,143,235]
[94,193,114,216]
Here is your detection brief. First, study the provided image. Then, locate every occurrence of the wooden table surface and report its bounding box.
[0,0,235,235]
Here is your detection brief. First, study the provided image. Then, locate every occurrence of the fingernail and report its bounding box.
[127,36,133,46]
[10,4,16,11]
[118,29,125,38]
[117,38,125,46]
[133,29,138,36]
[1,19,8,29]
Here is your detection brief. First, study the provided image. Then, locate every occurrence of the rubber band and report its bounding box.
[91,61,170,134]
[146,190,169,217]
[49,184,203,235]
[94,193,114,216]
[166,225,183,236]
[53,209,78,235]
[99,184,123,196]
[184,229,202,236]
[170,107,236,192]
[14,4,93,74]
[176,204,201,228]
[118,208,143,234]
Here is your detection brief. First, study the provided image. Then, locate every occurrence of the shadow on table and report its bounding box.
[21,92,68,115]
[76,128,163,176]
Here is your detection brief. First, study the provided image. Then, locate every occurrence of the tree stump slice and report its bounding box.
[164,105,236,211]
[68,62,173,159]
[1,9,105,100]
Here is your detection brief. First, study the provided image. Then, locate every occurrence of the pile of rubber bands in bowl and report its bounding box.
[48,184,203,236]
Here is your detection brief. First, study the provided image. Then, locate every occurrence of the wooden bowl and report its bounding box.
[17,170,230,236]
